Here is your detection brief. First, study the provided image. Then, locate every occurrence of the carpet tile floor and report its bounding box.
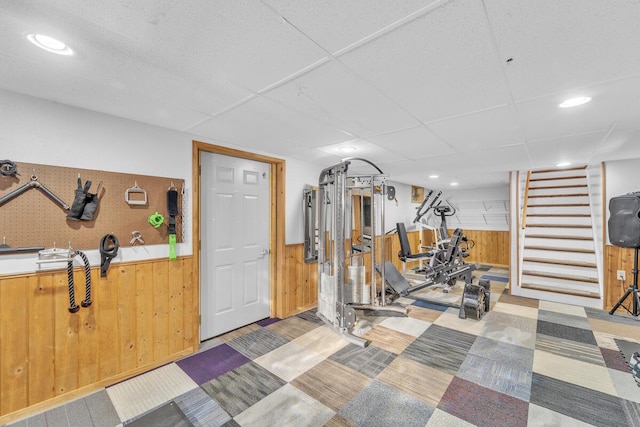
[4,267,640,427]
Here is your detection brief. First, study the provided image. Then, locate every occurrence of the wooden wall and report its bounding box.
[0,256,194,422]
[604,244,638,311]
[281,228,509,316]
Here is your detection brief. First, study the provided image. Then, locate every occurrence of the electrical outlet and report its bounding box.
[617,270,626,281]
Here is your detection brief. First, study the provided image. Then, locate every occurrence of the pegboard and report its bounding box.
[0,161,183,252]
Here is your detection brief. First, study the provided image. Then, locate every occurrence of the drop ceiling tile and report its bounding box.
[316,139,407,164]
[367,126,455,159]
[526,131,607,169]
[339,0,509,123]
[484,0,640,100]
[592,128,640,163]
[427,106,523,151]
[262,0,441,53]
[263,61,419,137]
[189,96,352,152]
[516,76,640,141]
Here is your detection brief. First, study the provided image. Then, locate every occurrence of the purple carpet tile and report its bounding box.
[176,344,250,384]
[256,317,281,327]
[438,377,529,427]
[601,347,632,372]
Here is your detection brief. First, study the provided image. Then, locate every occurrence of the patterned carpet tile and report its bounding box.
[253,340,324,382]
[594,331,622,350]
[176,344,251,385]
[491,301,539,320]
[438,376,529,427]
[329,344,397,378]
[227,327,289,359]
[234,383,334,427]
[256,317,281,327]
[406,305,444,323]
[402,324,477,375]
[535,333,605,366]
[216,324,262,343]
[530,373,631,426]
[456,353,532,401]
[295,309,326,324]
[538,300,587,317]
[290,359,371,411]
[378,316,431,337]
[526,403,594,427]
[485,310,538,331]
[479,320,537,349]
[376,355,454,407]
[608,368,640,404]
[410,299,449,312]
[532,350,617,396]
[106,363,197,422]
[601,346,631,372]
[622,399,640,427]
[433,308,486,336]
[537,309,592,330]
[324,414,360,427]
[126,401,192,427]
[266,315,321,341]
[590,318,640,341]
[425,408,475,426]
[586,307,640,326]
[469,336,534,371]
[201,361,286,417]
[174,387,231,427]
[361,325,416,354]
[536,320,598,346]
[339,380,434,427]
[497,292,540,308]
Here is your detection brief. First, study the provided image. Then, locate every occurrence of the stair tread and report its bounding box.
[531,166,587,173]
[523,270,598,283]
[521,283,600,298]
[523,257,597,268]
[527,203,589,207]
[529,184,588,190]
[528,193,589,198]
[524,245,595,253]
[525,234,593,241]
[526,213,590,217]
[527,224,591,228]
[529,175,586,182]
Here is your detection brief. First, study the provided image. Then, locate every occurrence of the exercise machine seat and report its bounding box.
[396,222,433,261]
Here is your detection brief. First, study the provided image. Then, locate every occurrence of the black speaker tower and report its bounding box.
[609,246,640,316]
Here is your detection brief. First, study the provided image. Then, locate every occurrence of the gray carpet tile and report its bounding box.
[201,361,286,417]
[42,406,67,427]
[65,398,94,427]
[125,402,192,427]
[296,309,325,324]
[456,353,532,401]
[537,319,598,346]
[530,373,629,427]
[221,420,240,427]
[586,307,640,326]
[484,310,537,332]
[84,390,122,427]
[174,387,231,427]
[535,333,605,366]
[615,338,640,364]
[469,336,534,372]
[497,292,540,308]
[328,343,397,378]
[622,398,640,427]
[339,380,434,427]
[402,324,477,375]
[537,309,592,330]
[227,327,289,360]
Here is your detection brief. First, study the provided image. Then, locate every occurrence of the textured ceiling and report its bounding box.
[2,0,640,189]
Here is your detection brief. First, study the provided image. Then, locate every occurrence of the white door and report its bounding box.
[200,152,271,340]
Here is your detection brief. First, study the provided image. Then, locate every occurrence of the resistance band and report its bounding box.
[167,187,179,260]
[100,234,120,277]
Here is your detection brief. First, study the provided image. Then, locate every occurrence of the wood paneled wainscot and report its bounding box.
[0,256,195,423]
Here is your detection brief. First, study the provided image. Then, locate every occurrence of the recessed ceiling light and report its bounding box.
[556,162,571,167]
[429,175,439,179]
[338,145,356,153]
[559,96,591,108]
[27,34,74,56]
[450,182,459,186]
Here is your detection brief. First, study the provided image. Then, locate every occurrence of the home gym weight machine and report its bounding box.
[317,158,405,347]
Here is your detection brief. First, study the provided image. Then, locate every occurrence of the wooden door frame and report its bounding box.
[192,141,285,349]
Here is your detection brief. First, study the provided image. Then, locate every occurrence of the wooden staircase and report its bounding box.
[520,166,601,299]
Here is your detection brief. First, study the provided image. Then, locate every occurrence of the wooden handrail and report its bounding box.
[522,170,531,229]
